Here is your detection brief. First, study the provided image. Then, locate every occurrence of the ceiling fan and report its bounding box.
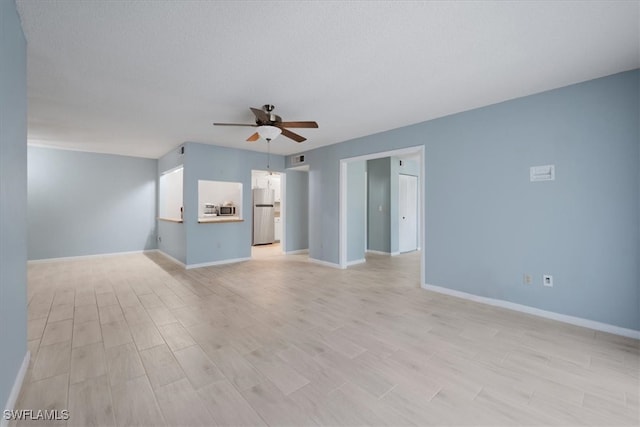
[213,104,318,143]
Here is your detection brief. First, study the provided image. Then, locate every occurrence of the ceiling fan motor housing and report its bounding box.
[262,105,278,123]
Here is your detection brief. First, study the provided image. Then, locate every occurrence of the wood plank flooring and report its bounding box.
[12,250,639,426]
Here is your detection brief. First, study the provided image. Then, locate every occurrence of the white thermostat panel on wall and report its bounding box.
[530,164,555,182]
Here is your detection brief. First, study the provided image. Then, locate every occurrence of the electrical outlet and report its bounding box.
[523,274,532,285]
[157,236,162,242]
[543,275,553,287]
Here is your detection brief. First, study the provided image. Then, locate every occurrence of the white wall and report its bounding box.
[159,166,183,220]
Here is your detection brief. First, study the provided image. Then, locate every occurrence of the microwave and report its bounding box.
[203,203,217,216]
[218,205,236,216]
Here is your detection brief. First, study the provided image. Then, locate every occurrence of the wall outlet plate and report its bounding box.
[543,275,553,287]
[523,274,533,285]
[530,165,555,182]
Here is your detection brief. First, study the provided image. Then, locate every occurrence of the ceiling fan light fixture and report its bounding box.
[257,125,282,141]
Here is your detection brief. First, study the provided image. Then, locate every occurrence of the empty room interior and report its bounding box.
[1,1,639,426]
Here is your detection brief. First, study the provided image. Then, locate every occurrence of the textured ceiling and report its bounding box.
[16,1,640,159]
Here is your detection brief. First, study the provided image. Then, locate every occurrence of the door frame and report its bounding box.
[339,145,425,286]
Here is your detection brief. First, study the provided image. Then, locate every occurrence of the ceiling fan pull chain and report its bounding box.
[267,139,271,170]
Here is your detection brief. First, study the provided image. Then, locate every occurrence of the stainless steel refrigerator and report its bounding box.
[252,188,275,245]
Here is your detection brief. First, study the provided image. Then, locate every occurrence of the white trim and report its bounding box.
[155,250,186,268]
[366,249,392,256]
[364,170,368,252]
[186,257,251,269]
[347,258,366,266]
[308,257,344,269]
[391,251,401,256]
[339,161,348,268]
[280,172,286,253]
[27,250,157,264]
[285,249,309,255]
[340,146,426,164]
[419,146,425,287]
[422,283,640,340]
[2,351,30,427]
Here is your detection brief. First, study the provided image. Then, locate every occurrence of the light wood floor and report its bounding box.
[14,251,639,426]
[251,242,283,259]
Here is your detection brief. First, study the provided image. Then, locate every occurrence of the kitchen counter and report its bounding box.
[158,217,183,223]
[198,216,243,223]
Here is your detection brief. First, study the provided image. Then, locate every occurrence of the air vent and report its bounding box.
[291,154,305,165]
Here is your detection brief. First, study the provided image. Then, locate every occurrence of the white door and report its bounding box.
[399,174,418,253]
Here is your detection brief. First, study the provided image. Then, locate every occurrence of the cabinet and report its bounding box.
[274,217,282,242]
[272,176,281,202]
[253,173,281,202]
[254,175,268,189]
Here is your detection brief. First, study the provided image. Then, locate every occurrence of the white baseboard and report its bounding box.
[367,250,402,257]
[156,252,250,269]
[347,258,366,266]
[155,250,186,268]
[422,283,640,340]
[285,249,309,255]
[308,257,344,269]
[28,249,157,264]
[2,351,30,427]
[366,250,391,256]
[186,257,251,269]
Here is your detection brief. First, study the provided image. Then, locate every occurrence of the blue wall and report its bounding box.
[292,70,640,330]
[157,142,285,267]
[347,161,366,262]
[28,147,158,260]
[0,0,28,411]
[284,170,309,252]
[157,221,186,264]
[367,158,391,253]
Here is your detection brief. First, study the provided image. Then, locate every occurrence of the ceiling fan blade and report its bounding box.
[213,122,257,127]
[246,132,260,142]
[280,128,306,143]
[250,107,270,123]
[279,121,318,128]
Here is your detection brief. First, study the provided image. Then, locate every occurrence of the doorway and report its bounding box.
[339,145,425,286]
[251,170,283,257]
